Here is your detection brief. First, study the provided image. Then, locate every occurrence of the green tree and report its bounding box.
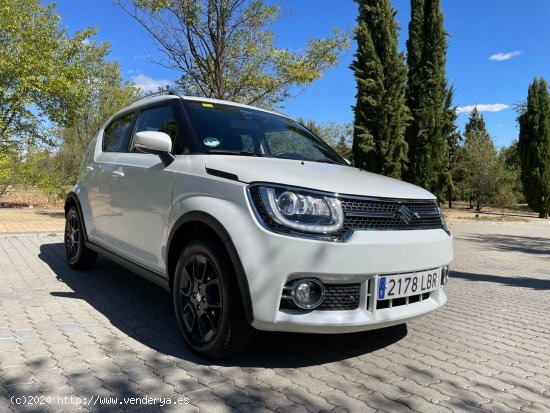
[115,0,349,109]
[0,0,98,148]
[518,78,550,218]
[5,39,141,201]
[350,0,408,179]
[334,136,353,161]
[16,148,59,198]
[495,142,523,206]
[53,52,141,190]
[0,149,20,198]
[442,85,461,207]
[404,0,449,199]
[458,108,505,211]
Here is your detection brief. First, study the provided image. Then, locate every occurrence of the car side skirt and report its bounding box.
[84,240,170,291]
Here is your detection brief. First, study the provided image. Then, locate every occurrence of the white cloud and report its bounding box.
[489,51,522,61]
[130,74,173,93]
[456,104,509,114]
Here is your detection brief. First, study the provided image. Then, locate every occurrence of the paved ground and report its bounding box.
[0,209,64,233]
[0,220,549,413]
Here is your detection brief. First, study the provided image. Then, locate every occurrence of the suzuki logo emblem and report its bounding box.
[397,205,418,224]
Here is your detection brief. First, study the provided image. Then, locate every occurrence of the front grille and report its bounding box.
[249,186,444,241]
[318,284,360,310]
[280,283,360,311]
[338,199,444,235]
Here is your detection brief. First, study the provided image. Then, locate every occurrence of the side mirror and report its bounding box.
[134,131,175,166]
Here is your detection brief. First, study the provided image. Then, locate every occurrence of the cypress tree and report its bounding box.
[518,78,550,218]
[442,85,461,207]
[351,0,408,179]
[404,0,448,199]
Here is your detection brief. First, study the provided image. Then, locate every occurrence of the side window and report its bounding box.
[103,113,134,152]
[131,105,178,152]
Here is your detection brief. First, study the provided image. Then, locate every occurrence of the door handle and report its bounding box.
[111,170,125,178]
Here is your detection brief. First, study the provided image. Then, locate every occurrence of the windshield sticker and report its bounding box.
[203,137,221,148]
[201,103,214,108]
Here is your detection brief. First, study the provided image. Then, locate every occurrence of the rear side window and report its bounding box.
[103,113,134,152]
[131,105,178,152]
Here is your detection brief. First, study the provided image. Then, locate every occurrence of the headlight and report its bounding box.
[255,186,344,234]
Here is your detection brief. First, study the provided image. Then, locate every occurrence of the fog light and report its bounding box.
[288,278,325,309]
[441,266,450,285]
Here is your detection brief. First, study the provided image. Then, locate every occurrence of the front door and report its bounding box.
[108,103,181,274]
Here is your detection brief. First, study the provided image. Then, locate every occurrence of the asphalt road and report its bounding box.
[0,220,549,412]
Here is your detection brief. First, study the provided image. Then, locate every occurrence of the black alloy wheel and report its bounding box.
[173,237,252,359]
[64,206,97,269]
[65,210,80,262]
[178,253,223,343]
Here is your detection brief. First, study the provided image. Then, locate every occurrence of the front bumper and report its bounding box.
[232,227,453,333]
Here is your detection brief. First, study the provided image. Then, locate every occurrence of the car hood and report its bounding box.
[204,156,435,200]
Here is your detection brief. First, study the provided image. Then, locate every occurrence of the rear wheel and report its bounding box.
[173,237,252,359]
[65,206,97,269]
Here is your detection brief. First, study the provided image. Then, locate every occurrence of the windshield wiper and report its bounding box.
[311,159,343,165]
[208,149,264,157]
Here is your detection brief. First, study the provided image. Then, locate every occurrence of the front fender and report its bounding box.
[167,194,257,323]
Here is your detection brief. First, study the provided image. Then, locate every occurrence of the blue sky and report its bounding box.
[52,0,550,148]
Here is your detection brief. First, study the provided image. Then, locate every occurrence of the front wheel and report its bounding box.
[173,237,252,359]
[65,207,97,269]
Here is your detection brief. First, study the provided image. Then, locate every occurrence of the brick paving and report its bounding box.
[0,220,549,412]
[0,209,64,233]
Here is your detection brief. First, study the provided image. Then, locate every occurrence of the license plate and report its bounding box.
[378,269,440,300]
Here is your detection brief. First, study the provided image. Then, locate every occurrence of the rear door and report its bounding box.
[108,101,183,274]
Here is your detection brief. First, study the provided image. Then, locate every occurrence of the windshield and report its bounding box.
[185,100,346,164]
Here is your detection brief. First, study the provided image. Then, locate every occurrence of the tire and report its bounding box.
[64,206,97,269]
[173,237,252,359]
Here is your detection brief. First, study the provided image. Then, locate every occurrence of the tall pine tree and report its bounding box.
[518,78,550,218]
[351,0,408,179]
[460,108,502,211]
[404,0,449,199]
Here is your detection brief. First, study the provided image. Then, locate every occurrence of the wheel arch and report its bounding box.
[64,192,89,241]
[167,211,254,323]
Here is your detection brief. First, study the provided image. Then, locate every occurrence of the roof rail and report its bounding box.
[131,88,185,104]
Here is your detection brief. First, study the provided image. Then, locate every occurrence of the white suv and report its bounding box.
[65,90,452,359]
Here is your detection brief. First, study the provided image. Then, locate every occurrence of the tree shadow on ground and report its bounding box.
[457,233,550,256]
[39,242,407,368]
[450,270,550,291]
